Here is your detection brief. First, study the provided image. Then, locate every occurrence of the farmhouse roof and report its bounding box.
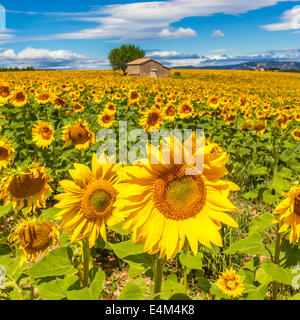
[127,58,171,69]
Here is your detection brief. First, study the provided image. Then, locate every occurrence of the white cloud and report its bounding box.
[262,6,300,31]
[0,47,109,69]
[211,30,225,38]
[13,0,298,42]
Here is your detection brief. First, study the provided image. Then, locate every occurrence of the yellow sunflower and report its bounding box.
[98,111,115,128]
[178,102,195,119]
[0,85,10,105]
[9,217,59,265]
[253,120,267,135]
[163,103,177,122]
[0,163,52,212]
[273,185,300,243]
[104,102,117,115]
[52,96,67,110]
[10,90,28,108]
[35,91,52,105]
[216,267,244,298]
[115,136,239,259]
[54,154,122,247]
[62,120,95,151]
[139,107,163,132]
[32,121,55,149]
[291,129,300,140]
[0,138,14,170]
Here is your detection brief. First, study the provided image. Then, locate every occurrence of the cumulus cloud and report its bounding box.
[262,6,300,31]
[0,47,109,69]
[211,30,225,38]
[11,0,298,42]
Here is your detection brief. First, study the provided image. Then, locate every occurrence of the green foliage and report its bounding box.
[108,44,146,75]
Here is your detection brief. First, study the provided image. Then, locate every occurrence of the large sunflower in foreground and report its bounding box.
[0,138,14,170]
[216,267,244,298]
[0,164,52,212]
[32,120,54,149]
[54,154,122,247]
[115,136,239,259]
[9,218,59,265]
[62,120,95,151]
[273,185,300,243]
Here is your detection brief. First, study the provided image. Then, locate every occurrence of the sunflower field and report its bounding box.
[0,69,299,301]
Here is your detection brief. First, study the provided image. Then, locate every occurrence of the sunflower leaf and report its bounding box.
[118,278,147,300]
[179,252,203,270]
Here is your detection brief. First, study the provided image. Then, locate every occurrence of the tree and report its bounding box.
[108,44,146,76]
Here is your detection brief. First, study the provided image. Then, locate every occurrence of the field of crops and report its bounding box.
[0,69,299,300]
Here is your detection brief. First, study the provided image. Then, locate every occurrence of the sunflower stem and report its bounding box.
[81,238,90,288]
[153,255,164,300]
[271,225,281,300]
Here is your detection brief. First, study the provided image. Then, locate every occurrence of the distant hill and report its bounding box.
[172,61,300,71]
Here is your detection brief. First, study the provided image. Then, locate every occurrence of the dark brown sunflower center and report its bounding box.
[182,105,192,113]
[293,130,300,139]
[254,121,265,131]
[166,106,175,116]
[41,126,52,139]
[294,197,300,217]
[131,92,138,99]
[0,86,10,98]
[81,180,116,220]
[154,170,206,220]
[38,93,50,101]
[70,124,90,145]
[19,223,53,251]
[15,92,25,102]
[0,147,9,160]
[102,114,112,123]
[8,173,46,198]
[147,112,159,126]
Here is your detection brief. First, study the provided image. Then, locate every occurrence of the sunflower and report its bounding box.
[8,218,59,265]
[0,163,52,212]
[163,103,177,122]
[128,89,140,105]
[139,107,163,132]
[253,120,267,135]
[241,120,253,132]
[216,267,244,298]
[273,185,300,243]
[0,138,14,170]
[0,85,10,105]
[72,101,85,113]
[98,111,115,128]
[62,120,95,150]
[104,102,117,114]
[32,121,54,149]
[54,154,122,247]
[52,96,67,110]
[291,129,300,140]
[10,90,28,107]
[178,102,195,119]
[115,136,239,259]
[35,91,52,104]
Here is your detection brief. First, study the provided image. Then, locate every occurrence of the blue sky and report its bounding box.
[0,0,299,68]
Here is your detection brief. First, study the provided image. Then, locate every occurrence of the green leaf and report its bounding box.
[160,274,186,300]
[250,167,268,175]
[109,240,144,259]
[263,190,279,205]
[26,247,76,278]
[273,171,290,194]
[262,259,293,286]
[225,233,268,255]
[245,284,268,300]
[179,252,203,270]
[197,276,211,293]
[0,203,12,218]
[37,279,67,300]
[169,293,192,300]
[118,278,147,300]
[108,223,131,236]
[249,212,274,235]
[243,189,259,200]
[41,207,61,219]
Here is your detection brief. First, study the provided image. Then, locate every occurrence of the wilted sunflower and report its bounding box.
[98,111,115,128]
[62,120,95,150]
[139,107,163,132]
[116,136,239,259]
[54,154,122,247]
[10,90,28,107]
[32,121,54,149]
[291,129,300,140]
[273,185,300,243]
[9,218,59,265]
[216,267,244,298]
[0,163,52,212]
[0,138,14,170]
